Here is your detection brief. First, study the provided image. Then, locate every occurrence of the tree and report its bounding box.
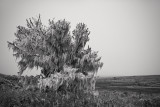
[7,15,103,77]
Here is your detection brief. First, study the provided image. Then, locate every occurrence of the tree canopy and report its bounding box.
[8,15,103,77]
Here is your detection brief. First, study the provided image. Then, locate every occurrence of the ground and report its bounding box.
[96,75,160,106]
[0,73,160,107]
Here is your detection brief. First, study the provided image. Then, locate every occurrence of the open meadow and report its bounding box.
[96,75,160,106]
[96,75,160,93]
[0,73,160,107]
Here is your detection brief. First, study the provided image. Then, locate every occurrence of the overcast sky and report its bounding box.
[0,0,160,76]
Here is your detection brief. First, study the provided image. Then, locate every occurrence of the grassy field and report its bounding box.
[95,75,160,107]
[96,75,160,93]
[0,74,160,107]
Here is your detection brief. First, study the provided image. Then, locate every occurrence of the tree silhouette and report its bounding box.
[7,15,103,77]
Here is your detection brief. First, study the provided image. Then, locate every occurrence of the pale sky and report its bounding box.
[0,0,160,76]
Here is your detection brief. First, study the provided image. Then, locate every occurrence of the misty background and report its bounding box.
[0,0,160,77]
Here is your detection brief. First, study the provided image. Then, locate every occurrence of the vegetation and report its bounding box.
[7,15,103,77]
[1,74,160,107]
[6,15,104,107]
[96,75,160,93]
[5,15,160,107]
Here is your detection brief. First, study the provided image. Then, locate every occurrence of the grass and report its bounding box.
[0,73,160,107]
[96,75,160,94]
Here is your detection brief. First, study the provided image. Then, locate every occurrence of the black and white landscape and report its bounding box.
[0,0,160,107]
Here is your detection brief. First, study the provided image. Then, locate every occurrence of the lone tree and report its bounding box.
[7,15,103,77]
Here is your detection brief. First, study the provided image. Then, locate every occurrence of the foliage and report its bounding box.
[98,90,160,107]
[7,15,103,77]
[6,15,105,106]
[1,82,160,107]
[0,83,101,107]
[1,74,160,107]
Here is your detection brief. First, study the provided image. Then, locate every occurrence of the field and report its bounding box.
[96,75,160,106]
[0,74,160,107]
[96,75,160,93]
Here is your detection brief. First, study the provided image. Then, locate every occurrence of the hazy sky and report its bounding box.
[0,0,160,76]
